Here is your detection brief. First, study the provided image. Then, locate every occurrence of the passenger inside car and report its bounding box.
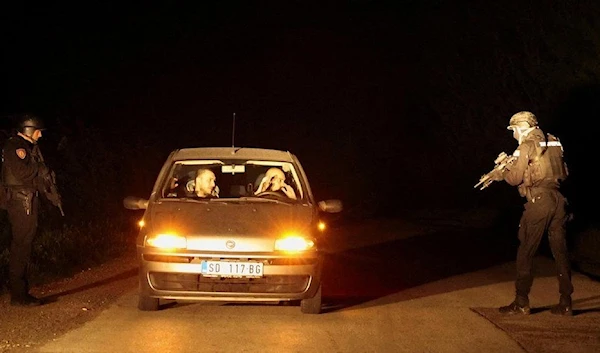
[254,167,297,200]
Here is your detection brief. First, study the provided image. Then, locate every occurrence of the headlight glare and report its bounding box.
[317,221,326,231]
[275,235,314,252]
[146,234,187,249]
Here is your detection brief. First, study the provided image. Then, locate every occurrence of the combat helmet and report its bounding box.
[17,113,45,137]
[507,111,538,130]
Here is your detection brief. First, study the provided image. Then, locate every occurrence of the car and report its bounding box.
[123,146,342,314]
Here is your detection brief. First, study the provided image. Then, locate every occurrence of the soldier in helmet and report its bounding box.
[491,111,573,316]
[1,113,51,306]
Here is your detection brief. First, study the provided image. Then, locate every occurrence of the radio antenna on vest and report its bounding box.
[231,112,236,148]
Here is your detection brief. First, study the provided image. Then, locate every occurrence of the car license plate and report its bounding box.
[200,261,264,277]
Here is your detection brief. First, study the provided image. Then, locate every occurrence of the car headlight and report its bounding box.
[274,235,315,252]
[145,234,187,249]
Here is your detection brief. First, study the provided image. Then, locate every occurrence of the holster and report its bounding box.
[518,185,535,203]
[12,189,36,215]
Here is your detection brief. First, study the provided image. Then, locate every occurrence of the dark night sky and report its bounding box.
[1,1,599,220]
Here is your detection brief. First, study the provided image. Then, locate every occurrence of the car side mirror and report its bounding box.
[318,200,343,213]
[123,196,149,210]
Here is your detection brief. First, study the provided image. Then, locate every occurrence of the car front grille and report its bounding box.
[149,272,310,293]
[143,254,318,266]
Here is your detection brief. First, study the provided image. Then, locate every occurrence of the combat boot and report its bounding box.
[550,296,573,316]
[499,298,530,315]
[10,294,42,307]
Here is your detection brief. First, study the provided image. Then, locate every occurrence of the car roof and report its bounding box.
[171,147,297,162]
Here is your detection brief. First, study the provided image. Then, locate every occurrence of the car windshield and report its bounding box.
[161,159,304,202]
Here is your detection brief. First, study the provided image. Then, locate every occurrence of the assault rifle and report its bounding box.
[474,152,517,190]
[32,145,65,216]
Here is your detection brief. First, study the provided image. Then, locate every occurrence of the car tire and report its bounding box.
[138,295,160,311]
[280,300,299,306]
[300,284,322,314]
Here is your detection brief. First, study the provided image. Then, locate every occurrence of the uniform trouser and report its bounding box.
[7,191,39,300]
[515,188,573,304]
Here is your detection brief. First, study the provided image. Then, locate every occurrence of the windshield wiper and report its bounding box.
[165,197,212,203]
[237,196,293,205]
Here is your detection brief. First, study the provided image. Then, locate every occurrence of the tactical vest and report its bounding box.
[526,133,568,186]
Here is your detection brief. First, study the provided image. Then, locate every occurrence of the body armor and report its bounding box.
[1,136,39,189]
[525,132,568,187]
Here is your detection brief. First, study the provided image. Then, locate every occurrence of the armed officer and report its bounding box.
[492,111,573,316]
[2,114,53,306]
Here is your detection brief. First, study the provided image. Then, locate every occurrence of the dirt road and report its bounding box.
[1,215,599,352]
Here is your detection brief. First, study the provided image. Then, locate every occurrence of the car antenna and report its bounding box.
[231,112,236,148]
[231,112,240,154]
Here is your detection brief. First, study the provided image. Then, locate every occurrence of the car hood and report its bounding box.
[147,200,316,238]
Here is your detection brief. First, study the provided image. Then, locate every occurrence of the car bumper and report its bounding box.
[137,247,323,302]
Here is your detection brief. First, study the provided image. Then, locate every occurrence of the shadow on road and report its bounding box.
[40,268,138,303]
[472,294,600,353]
[531,294,600,316]
[320,222,523,313]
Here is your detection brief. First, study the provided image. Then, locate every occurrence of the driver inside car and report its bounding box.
[168,168,219,198]
[194,168,219,198]
[254,167,297,200]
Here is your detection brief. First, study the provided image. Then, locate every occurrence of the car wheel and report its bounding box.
[138,295,160,311]
[300,284,322,314]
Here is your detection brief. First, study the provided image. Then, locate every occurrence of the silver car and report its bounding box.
[123,147,342,314]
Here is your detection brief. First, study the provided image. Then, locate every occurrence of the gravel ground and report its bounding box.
[0,249,138,353]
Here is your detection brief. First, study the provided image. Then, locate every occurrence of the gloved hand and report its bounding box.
[489,168,504,181]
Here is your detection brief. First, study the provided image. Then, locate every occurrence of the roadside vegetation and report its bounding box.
[0,124,143,292]
[0,215,135,290]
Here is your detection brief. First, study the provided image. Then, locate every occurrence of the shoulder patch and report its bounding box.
[16,148,27,159]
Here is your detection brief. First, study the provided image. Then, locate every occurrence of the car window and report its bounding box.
[161,159,304,201]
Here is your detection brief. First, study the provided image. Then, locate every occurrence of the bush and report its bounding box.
[0,212,136,292]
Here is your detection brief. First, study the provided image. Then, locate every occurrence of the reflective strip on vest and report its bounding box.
[540,140,564,152]
[540,141,562,147]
